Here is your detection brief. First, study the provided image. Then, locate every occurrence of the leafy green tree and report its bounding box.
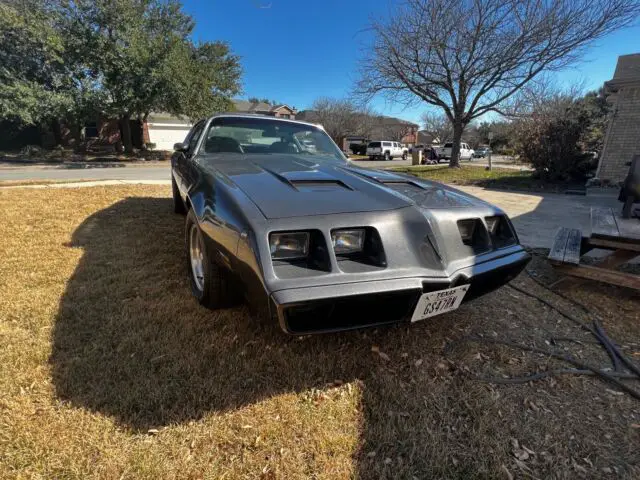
[0,1,69,129]
[64,0,241,152]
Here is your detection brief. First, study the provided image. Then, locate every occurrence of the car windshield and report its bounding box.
[202,116,345,160]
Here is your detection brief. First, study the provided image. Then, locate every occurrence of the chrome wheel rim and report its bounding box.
[189,224,205,292]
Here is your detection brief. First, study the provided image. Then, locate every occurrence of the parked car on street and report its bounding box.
[171,114,530,334]
[366,141,408,160]
[473,146,491,158]
[436,142,475,162]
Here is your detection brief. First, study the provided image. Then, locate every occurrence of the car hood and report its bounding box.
[203,154,486,219]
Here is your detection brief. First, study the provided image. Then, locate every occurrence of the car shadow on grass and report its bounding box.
[50,197,513,477]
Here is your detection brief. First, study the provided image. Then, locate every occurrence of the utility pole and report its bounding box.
[487,131,494,171]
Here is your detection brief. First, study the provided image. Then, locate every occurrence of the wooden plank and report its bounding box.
[563,229,582,265]
[555,263,640,291]
[591,207,620,240]
[613,213,640,241]
[548,227,569,264]
[595,250,639,269]
[587,237,640,252]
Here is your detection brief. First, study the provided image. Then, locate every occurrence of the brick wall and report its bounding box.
[597,86,640,183]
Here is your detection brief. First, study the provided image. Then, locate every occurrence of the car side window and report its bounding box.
[187,121,205,153]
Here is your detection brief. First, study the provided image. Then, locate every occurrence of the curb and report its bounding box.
[0,179,172,189]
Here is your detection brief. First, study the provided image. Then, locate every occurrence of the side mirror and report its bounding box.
[173,142,188,152]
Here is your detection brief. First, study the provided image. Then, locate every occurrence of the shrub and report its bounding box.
[513,99,602,182]
[145,142,157,151]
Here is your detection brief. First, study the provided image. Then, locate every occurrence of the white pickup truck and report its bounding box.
[366,141,408,161]
[436,142,475,162]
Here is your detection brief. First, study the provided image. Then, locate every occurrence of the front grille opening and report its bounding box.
[457,219,491,254]
[485,215,516,248]
[333,227,387,272]
[283,290,419,333]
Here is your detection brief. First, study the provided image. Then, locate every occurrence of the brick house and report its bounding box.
[232,100,297,119]
[596,53,640,183]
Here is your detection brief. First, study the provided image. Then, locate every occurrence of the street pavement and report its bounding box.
[0,163,171,182]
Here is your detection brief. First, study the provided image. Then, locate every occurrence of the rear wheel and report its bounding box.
[172,176,186,215]
[384,151,391,161]
[185,210,242,309]
[402,152,407,160]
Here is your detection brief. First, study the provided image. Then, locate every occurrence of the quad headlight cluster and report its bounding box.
[457,216,515,251]
[269,228,366,261]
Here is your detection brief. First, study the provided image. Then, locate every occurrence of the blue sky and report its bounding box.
[182,0,640,125]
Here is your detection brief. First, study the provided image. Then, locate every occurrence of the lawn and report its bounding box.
[389,165,562,191]
[1,186,639,478]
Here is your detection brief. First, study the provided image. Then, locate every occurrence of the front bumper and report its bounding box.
[269,249,531,334]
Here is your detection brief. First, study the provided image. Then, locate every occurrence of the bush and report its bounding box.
[513,114,597,182]
[145,142,156,151]
[20,145,42,156]
[512,91,607,183]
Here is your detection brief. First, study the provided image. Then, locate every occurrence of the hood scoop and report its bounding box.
[290,179,352,192]
[258,163,354,192]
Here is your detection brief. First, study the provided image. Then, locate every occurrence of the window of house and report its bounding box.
[85,121,99,138]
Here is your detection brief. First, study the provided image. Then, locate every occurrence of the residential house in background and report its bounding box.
[232,100,297,119]
[596,53,640,183]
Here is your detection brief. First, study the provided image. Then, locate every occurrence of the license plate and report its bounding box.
[410,285,469,322]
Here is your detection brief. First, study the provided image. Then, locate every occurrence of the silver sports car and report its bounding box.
[171,114,530,334]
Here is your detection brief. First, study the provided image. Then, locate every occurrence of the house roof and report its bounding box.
[233,99,297,114]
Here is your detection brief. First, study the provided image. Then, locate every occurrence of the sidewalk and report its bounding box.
[0,179,171,189]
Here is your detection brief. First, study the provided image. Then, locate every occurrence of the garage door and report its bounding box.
[147,124,192,151]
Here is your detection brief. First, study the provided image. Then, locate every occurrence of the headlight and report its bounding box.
[270,232,309,260]
[331,229,365,254]
[457,219,477,245]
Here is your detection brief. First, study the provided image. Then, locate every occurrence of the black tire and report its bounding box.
[369,155,374,160]
[185,210,243,309]
[402,152,407,160]
[172,176,187,215]
[384,151,391,161]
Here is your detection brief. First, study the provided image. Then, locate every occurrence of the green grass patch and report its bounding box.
[389,165,564,192]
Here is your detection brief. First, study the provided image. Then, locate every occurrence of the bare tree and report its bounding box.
[379,119,416,142]
[420,112,452,144]
[357,0,640,167]
[311,97,374,145]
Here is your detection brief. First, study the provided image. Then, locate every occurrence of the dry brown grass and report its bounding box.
[0,179,96,187]
[1,185,639,479]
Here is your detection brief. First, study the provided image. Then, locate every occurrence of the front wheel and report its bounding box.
[185,210,242,309]
[402,152,407,160]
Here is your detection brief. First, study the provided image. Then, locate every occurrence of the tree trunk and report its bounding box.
[69,122,83,152]
[136,114,147,150]
[449,121,465,168]
[120,113,133,153]
[50,118,63,147]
